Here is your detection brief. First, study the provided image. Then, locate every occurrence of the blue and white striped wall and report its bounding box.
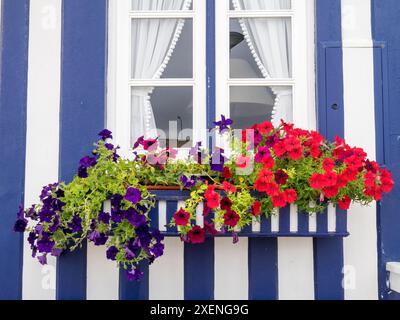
[1,0,399,300]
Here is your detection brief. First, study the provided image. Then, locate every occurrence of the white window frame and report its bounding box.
[107,0,207,157]
[215,0,316,133]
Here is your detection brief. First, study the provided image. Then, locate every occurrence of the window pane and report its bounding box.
[230,18,292,78]
[132,0,193,11]
[229,0,291,10]
[131,19,193,79]
[230,86,292,129]
[131,87,193,148]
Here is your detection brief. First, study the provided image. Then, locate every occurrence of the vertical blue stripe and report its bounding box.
[279,206,290,233]
[57,0,107,300]
[298,211,309,234]
[166,201,178,233]
[0,0,29,300]
[206,0,215,129]
[317,210,328,233]
[371,0,400,300]
[148,201,159,230]
[261,214,271,233]
[336,208,347,234]
[313,237,344,300]
[248,238,278,300]
[119,261,149,300]
[184,239,214,300]
[315,0,345,300]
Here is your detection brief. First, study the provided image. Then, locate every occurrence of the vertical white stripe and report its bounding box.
[22,0,61,300]
[195,202,204,227]
[86,243,119,300]
[308,213,317,233]
[290,204,298,233]
[271,209,280,232]
[158,201,167,232]
[149,237,184,300]
[251,217,261,233]
[278,238,315,300]
[214,238,248,300]
[86,201,119,300]
[328,204,337,233]
[342,0,378,300]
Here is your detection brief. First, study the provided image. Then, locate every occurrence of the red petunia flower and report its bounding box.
[236,155,251,169]
[323,171,338,187]
[342,168,358,182]
[255,146,270,164]
[254,178,269,193]
[262,156,275,169]
[284,189,297,204]
[381,177,394,193]
[274,170,289,185]
[222,167,232,179]
[220,197,233,210]
[251,200,262,216]
[187,225,206,244]
[310,173,328,189]
[323,158,335,172]
[364,186,382,201]
[173,208,190,226]
[205,186,220,209]
[257,121,274,134]
[336,174,349,188]
[338,195,351,210]
[273,141,287,158]
[265,182,280,196]
[323,185,339,198]
[284,136,301,152]
[272,192,287,208]
[288,146,303,160]
[224,210,240,227]
[222,181,237,193]
[345,155,363,169]
[364,171,376,187]
[258,168,273,182]
[310,144,322,159]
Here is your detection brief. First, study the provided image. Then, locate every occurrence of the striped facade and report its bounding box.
[0,0,399,300]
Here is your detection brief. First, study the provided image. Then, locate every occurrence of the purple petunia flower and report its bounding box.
[38,208,54,223]
[179,175,197,188]
[79,156,97,169]
[111,194,123,209]
[151,229,164,243]
[14,218,28,233]
[210,148,226,173]
[213,115,233,133]
[111,210,123,223]
[51,248,62,257]
[37,255,47,265]
[151,242,165,258]
[124,187,142,204]
[99,129,113,141]
[68,215,83,233]
[98,211,110,225]
[78,166,88,178]
[37,233,55,253]
[125,247,136,261]
[27,232,37,247]
[48,215,60,233]
[126,268,144,282]
[125,209,147,228]
[89,231,108,246]
[106,246,118,261]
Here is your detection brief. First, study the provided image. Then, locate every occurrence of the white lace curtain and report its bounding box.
[232,0,293,126]
[131,0,192,142]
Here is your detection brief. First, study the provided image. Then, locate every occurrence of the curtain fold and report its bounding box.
[232,0,292,126]
[131,0,192,142]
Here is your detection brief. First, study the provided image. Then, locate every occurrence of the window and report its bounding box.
[108,0,206,155]
[216,0,315,133]
[108,0,314,155]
